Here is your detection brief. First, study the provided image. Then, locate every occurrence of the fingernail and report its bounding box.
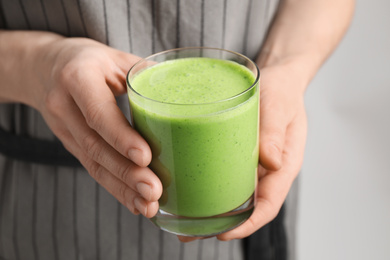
[134,197,147,216]
[126,200,140,215]
[137,182,152,201]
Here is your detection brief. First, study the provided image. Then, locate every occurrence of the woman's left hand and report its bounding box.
[179,59,308,242]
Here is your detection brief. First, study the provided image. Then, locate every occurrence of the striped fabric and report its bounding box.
[0,1,290,260]
[0,0,279,58]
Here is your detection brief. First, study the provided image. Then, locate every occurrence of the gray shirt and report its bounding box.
[0,1,282,259]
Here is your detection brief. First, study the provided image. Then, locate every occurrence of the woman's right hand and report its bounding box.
[0,31,162,218]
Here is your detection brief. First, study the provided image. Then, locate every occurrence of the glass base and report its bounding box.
[150,194,255,237]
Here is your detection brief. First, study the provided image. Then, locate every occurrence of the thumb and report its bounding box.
[259,102,286,171]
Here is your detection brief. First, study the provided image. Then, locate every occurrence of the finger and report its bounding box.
[217,109,307,241]
[60,117,160,218]
[69,143,159,218]
[105,51,140,96]
[217,171,290,241]
[68,71,152,167]
[55,127,144,215]
[177,236,201,243]
[112,50,142,75]
[82,138,162,203]
[105,68,127,96]
[177,235,213,243]
[56,95,162,202]
[259,92,287,171]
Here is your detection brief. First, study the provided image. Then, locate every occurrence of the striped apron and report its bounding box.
[0,1,298,259]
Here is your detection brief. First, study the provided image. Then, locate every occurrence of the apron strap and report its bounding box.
[243,204,287,260]
[0,126,82,167]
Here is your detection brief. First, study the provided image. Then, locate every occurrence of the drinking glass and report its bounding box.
[127,47,260,236]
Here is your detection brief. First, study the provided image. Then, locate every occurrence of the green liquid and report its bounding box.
[129,58,259,220]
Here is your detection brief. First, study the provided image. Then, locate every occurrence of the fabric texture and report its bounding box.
[0,1,299,260]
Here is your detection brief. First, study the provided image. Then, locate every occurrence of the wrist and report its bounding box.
[0,30,63,107]
[26,32,65,109]
[256,49,322,94]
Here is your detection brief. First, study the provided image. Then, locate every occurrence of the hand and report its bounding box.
[179,59,308,242]
[30,36,162,218]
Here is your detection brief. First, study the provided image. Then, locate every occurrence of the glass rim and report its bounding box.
[126,47,260,106]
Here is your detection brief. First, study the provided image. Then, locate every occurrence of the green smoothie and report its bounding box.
[128,57,259,218]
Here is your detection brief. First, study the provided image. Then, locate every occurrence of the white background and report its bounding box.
[297,0,390,259]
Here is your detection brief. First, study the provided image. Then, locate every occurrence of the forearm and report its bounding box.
[257,0,355,90]
[0,30,63,106]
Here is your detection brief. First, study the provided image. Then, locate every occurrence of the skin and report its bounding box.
[0,34,162,218]
[180,0,355,242]
[0,0,355,243]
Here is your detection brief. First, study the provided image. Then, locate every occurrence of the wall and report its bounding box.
[297,0,390,259]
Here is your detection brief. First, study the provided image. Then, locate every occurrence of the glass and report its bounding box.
[127,47,260,237]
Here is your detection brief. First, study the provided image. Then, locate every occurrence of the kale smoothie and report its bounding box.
[127,53,259,236]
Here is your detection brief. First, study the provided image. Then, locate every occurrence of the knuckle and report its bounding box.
[84,158,100,179]
[44,90,64,117]
[52,125,68,141]
[116,165,129,183]
[265,126,284,141]
[88,162,104,182]
[259,198,278,221]
[58,63,74,83]
[57,60,81,86]
[117,184,129,203]
[112,133,124,154]
[246,218,258,234]
[270,142,282,155]
[84,102,104,130]
[117,163,135,185]
[82,134,102,161]
[268,205,280,221]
